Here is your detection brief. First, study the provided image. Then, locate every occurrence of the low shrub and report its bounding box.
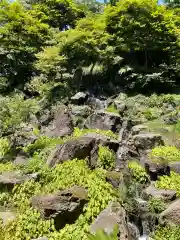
[155,172,180,197]
[106,104,119,115]
[152,225,180,240]
[148,197,166,214]
[149,146,180,163]
[128,161,148,183]
[98,145,116,170]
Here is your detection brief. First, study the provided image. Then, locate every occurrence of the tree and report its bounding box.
[165,0,180,8]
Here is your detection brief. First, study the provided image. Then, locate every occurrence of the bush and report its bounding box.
[128,161,148,183]
[98,145,116,170]
[149,146,180,163]
[155,172,180,197]
[148,197,166,214]
[152,225,180,240]
[0,159,117,240]
[0,138,10,158]
[106,104,119,115]
[87,226,119,240]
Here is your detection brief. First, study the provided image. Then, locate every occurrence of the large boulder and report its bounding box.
[132,133,164,151]
[47,136,99,167]
[143,185,176,201]
[71,92,89,105]
[32,186,87,230]
[90,202,132,240]
[0,171,39,190]
[169,162,180,174]
[71,105,92,118]
[160,198,180,225]
[142,157,170,181]
[42,106,73,138]
[85,110,122,132]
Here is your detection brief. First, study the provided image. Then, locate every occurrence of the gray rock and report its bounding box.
[85,110,122,132]
[47,136,99,167]
[42,106,73,137]
[144,185,176,201]
[131,125,148,135]
[169,162,180,173]
[114,101,126,113]
[0,211,16,225]
[0,171,39,190]
[133,133,164,150]
[32,186,87,230]
[90,202,131,240]
[127,222,140,240]
[135,198,148,213]
[71,105,92,117]
[71,92,88,105]
[160,198,180,225]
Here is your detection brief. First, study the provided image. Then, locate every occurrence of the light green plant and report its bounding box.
[148,197,166,214]
[0,138,10,158]
[98,145,116,170]
[87,226,119,240]
[155,172,180,197]
[0,162,14,173]
[128,161,148,183]
[106,104,119,115]
[152,225,180,240]
[73,127,118,139]
[149,146,180,163]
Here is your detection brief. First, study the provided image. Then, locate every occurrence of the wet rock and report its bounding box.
[90,202,131,240]
[160,198,180,225]
[0,211,16,225]
[85,110,122,132]
[132,125,148,135]
[143,185,176,201]
[71,92,89,105]
[0,171,39,190]
[32,186,87,230]
[42,106,73,137]
[47,136,99,167]
[133,133,164,151]
[127,222,140,240]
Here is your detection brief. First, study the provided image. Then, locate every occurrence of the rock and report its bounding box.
[32,186,87,230]
[160,198,180,225]
[169,162,180,173]
[71,92,88,105]
[127,222,140,240]
[143,158,170,181]
[114,101,126,113]
[14,151,29,165]
[163,115,178,125]
[131,125,148,135]
[0,171,39,190]
[31,238,48,240]
[82,132,119,152]
[90,202,131,240]
[85,110,122,132]
[47,136,99,167]
[106,171,122,188]
[87,97,107,110]
[133,133,164,150]
[0,211,16,225]
[135,198,148,213]
[71,105,92,118]
[143,185,176,201]
[42,106,73,137]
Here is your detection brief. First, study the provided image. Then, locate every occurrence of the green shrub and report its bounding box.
[106,104,119,115]
[1,159,116,240]
[128,161,148,183]
[152,225,180,240]
[87,226,119,240]
[73,127,118,139]
[149,146,180,163]
[0,138,10,158]
[155,172,180,197]
[98,145,116,170]
[0,162,14,173]
[148,197,166,214]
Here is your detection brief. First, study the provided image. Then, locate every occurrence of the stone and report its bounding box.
[71,105,92,117]
[160,198,180,225]
[114,101,126,113]
[14,151,29,165]
[131,125,148,135]
[0,171,39,190]
[42,106,73,137]
[143,185,176,201]
[135,198,148,213]
[90,202,131,240]
[169,162,180,174]
[32,186,87,230]
[106,171,122,188]
[47,136,99,167]
[0,211,16,225]
[71,92,88,105]
[133,133,164,150]
[87,97,107,110]
[127,222,140,240]
[143,157,170,181]
[85,110,122,132]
